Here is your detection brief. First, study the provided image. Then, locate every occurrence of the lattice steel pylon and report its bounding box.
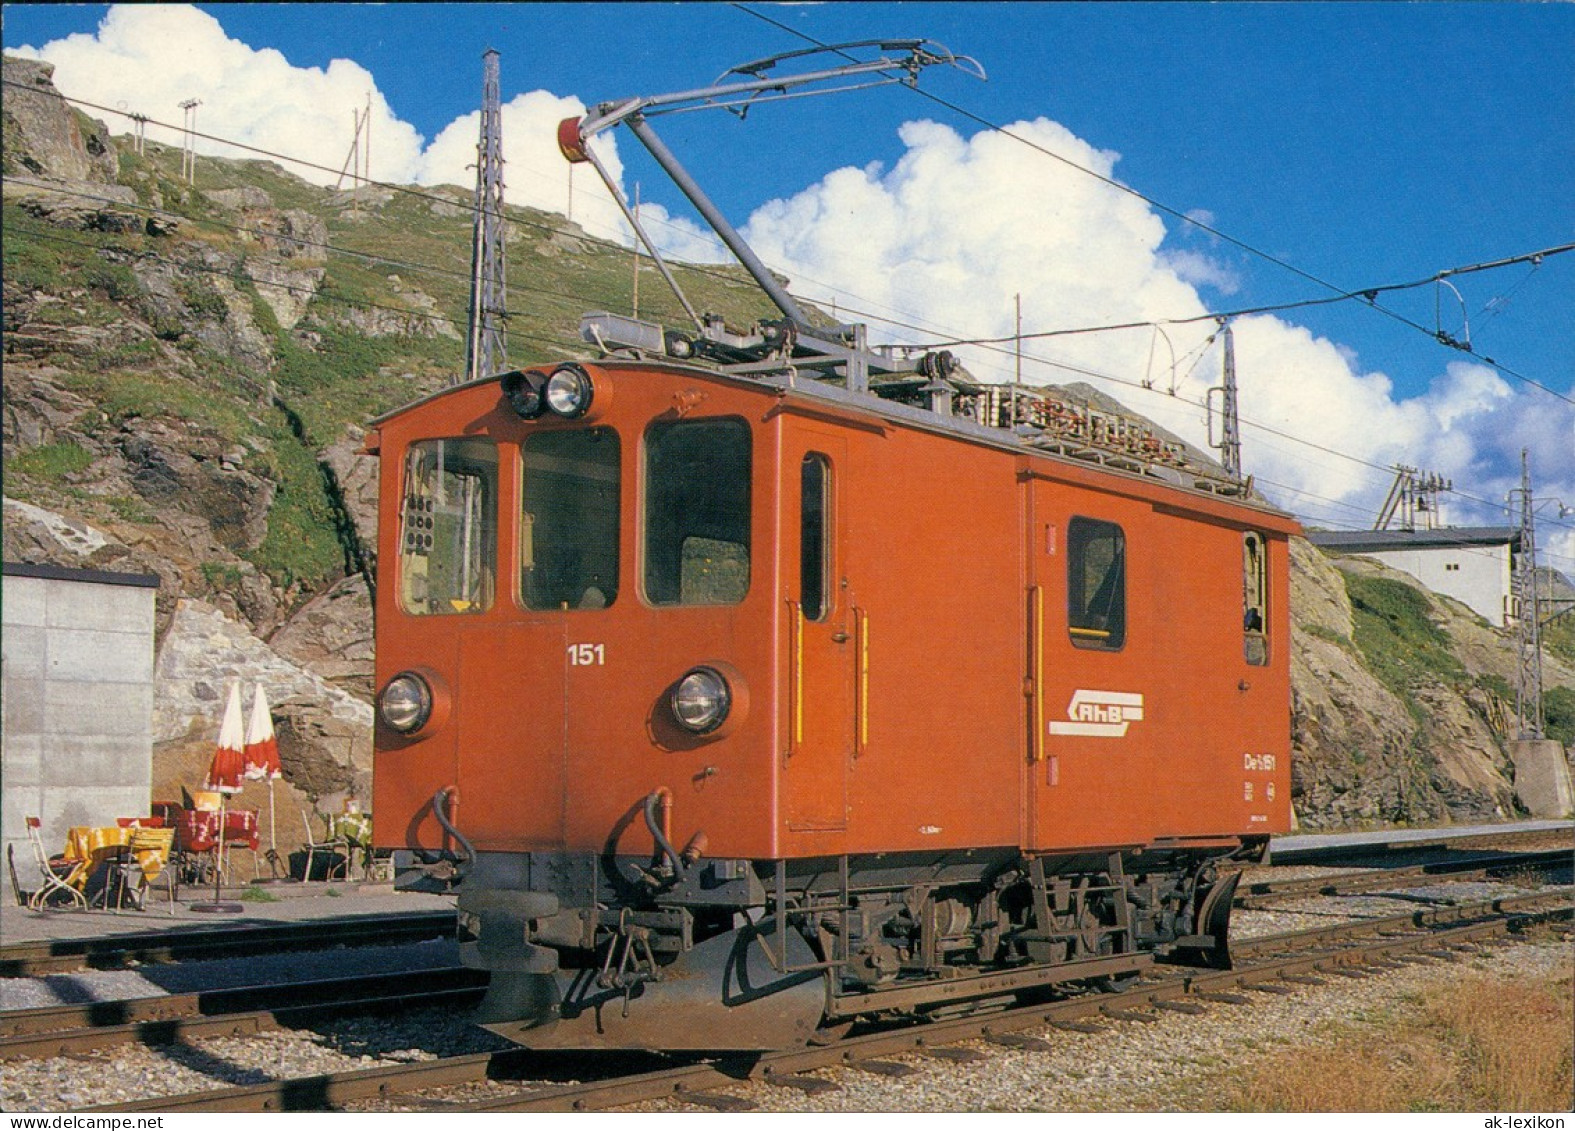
[1511,448,1543,739]
[463,48,507,386]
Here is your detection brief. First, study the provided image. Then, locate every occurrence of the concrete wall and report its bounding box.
[2,564,158,868]
[1365,543,1512,626]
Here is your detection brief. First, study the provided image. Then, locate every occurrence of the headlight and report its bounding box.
[500,369,547,419]
[671,667,731,735]
[545,365,593,418]
[379,671,433,734]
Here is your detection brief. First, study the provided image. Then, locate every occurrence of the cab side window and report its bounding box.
[1067,516,1125,650]
[644,417,751,606]
[398,438,498,615]
[800,453,831,622]
[1243,531,1269,665]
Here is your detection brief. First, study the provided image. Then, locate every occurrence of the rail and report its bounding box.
[79,887,1570,1113]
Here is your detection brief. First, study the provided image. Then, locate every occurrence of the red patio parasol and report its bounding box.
[243,684,284,876]
[192,681,246,913]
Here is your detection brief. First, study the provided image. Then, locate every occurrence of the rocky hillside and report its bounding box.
[1291,543,1574,826]
[4,57,1570,842]
[2,56,778,840]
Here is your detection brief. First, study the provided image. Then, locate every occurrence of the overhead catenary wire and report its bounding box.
[9,73,1569,405]
[29,218,1572,571]
[4,77,1570,545]
[20,223,1568,563]
[17,179,1565,542]
[907,245,1575,354]
[729,4,1574,407]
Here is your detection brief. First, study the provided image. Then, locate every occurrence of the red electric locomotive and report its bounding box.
[368,42,1298,1050]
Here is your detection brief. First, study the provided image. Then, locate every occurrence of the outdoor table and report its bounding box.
[61,826,132,902]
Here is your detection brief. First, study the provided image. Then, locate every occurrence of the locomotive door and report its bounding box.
[781,429,852,831]
[1024,479,1153,850]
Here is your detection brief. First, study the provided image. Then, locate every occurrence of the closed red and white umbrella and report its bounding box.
[243,685,284,874]
[205,681,247,796]
[193,682,246,912]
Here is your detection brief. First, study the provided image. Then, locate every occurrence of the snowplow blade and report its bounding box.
[475,916,826,1050]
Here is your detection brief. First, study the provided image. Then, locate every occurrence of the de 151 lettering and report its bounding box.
[1243,753,1276,772]
[568,643,605,667]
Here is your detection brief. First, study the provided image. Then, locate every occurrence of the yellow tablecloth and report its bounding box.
[61,826,132,890]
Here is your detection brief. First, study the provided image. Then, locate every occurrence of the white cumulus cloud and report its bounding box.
[741,115,1574,553]
[10,5,424,185]
[7,4,724,259]
[13,5,1573,568]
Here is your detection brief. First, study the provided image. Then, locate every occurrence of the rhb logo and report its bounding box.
[1048,690,1144,738]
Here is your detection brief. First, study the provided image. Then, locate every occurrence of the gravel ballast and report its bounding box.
[1,883,1566,1112]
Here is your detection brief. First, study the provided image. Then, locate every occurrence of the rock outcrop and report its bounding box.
[1287,539,1569,828]
[152,597,374,822]
[3,57,118,183]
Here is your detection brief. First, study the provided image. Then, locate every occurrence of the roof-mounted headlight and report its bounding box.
[500,369,548,419]
[545,364,595,418]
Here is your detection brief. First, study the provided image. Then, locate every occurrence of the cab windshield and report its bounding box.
[521,428,621,610]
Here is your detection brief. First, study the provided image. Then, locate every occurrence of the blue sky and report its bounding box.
[6,3,1573,563]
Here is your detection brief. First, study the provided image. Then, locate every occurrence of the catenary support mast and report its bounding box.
[464,49,508,385]
[1512,448,1543,739]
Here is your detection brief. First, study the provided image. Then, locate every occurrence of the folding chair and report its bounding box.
[23,817,87,911]
[115,827,177,913]
[221,810,260,883]
[7,844,26,906]
[174,808,219,886]
[297,808,349,881]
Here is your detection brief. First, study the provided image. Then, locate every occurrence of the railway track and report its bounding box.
[1271,824,1572,867]
[7,844,1558,1063]
[0,910,455,976]
[4,868,1538,1067]
[67,886,1567,1113]
[0,967,487,1060]
[1233,847,1571,909]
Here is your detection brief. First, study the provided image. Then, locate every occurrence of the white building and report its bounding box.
[1307,527,1520,627]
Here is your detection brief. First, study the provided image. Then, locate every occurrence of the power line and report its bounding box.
[20,216,1575,575]
[17,72,1568,415]
[6,81,1569,541]
[917,245,1575,351]
[10,173,1564,549]
[12,196,1575,558]
[729,5,1574,406]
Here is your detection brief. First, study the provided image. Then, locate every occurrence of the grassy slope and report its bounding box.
[4,136,778,593]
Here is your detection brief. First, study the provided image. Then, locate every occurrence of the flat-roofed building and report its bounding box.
[1307,527,1520,627]
[2,562,159,864]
